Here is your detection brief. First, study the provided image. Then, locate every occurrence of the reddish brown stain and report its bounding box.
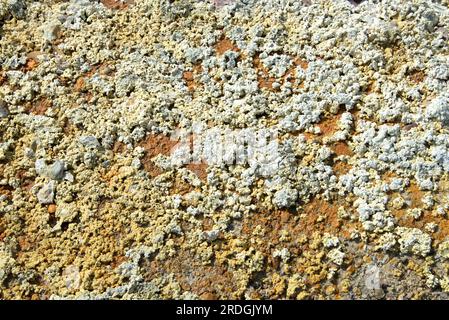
[294,57,309,70]
[382,172,399,184]
[392,208,449,243]
[62,118,76,136]
[200,292,218,300]
[183,71,195,91]
[365,81,377,94]
[26,98,52,115]
[171,176,195,195]
[139,134,178,177]
[301,114,341,142]
[74,62,113,93]
[215,36,240,56]
[282,57,308,88]
[100,0,134,10]
[302,132,317,141]
[21,179,35,193]
[15,169,35,192]
[236,198,359,292]
[85,62,114,78]
[47,204,57,214]
[139,134,177,158]
[142,246,240,299]
[405,182,424,208]
[409,70,425,84]
[186,162,208,181]
[112,140,126,154]
[74,77,85,92]
[318,116,339,137]
[386,180,449,243]
[0,69,7,86]
[23,58,38,73]
[403,122,418,131]
[333,161,352,176]
[332,141,352,157]
[253,54,277,91]
[110,255,128,269]
[17,235,34,252]
[183,71,194,82]
[183,64,203,92]
[0,185,13,199]
[253,54,308,91]
[302,198,356,238]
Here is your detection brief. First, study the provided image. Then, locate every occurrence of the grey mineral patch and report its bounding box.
[426,95,449,125]
[364,264,384,298]
[36,181,56,204]
[35,159,66,180]
[64,172,74,183]
[203,229,220,242]
[79,136,101,149]
[3,0,27,20]
[273,185,298,208]
[430,63,449,81]
[42,20,61,42]
[35,158,47,176]
[47,160,66,181]
[0,101,8,118]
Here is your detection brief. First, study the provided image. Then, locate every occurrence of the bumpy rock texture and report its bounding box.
[1,0,449,300]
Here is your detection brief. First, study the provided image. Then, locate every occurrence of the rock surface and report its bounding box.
[1,0,449,300]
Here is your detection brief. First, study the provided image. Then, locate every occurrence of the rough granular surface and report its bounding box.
[1,0,449,300]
